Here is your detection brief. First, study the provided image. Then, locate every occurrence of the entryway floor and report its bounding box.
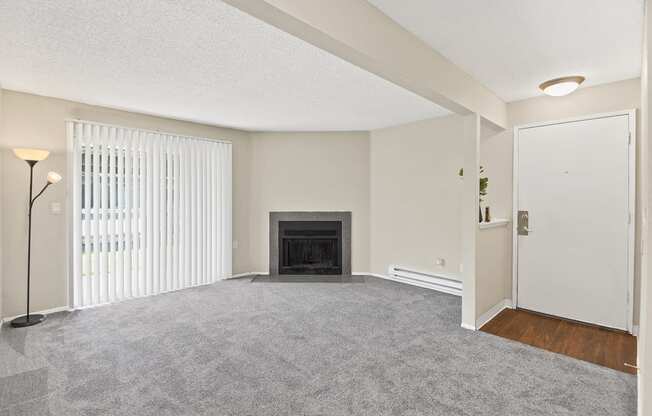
[481,308,637,374]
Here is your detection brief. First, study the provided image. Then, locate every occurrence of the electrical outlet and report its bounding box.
[435,258,445,267]
[459,263,464,273]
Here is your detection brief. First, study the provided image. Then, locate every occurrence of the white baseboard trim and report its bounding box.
[229,272,257,279]
[363,273,386,279]
[476,299,512,330]
[3,305,71,324]
[461,322,476,331]
[227,272,269,279]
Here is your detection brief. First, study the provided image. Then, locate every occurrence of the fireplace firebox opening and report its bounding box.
[278,221,342,275]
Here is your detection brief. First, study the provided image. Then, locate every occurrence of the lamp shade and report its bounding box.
[13,148,50,162]
[47,171,62,184]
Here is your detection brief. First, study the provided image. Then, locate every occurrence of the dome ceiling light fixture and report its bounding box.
[539,75,586,97]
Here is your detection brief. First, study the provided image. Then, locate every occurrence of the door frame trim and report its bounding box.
[512,109,637,333]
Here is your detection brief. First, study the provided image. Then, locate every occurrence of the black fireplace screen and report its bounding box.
[278,221,342,275]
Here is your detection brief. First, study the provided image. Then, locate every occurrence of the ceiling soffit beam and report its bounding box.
[223,0,507,129]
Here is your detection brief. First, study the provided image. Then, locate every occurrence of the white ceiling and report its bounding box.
[369,0,644,102]
[0,0,449,132]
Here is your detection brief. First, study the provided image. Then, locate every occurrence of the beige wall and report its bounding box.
[476,227,511,318]
[508,78,640,126]
[369,114,506,328]
[475,120,512,320]
[1,90,252,318]
[369,115,465,276]
[486,78,642,322]
[248,131,370,273]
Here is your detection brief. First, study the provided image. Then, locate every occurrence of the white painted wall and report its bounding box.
[0,90,252,318]
[248,131,370,273]
[369,115,465,276]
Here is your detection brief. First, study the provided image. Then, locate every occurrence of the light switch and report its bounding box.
[232,240,239,249]
[50,202,62,215]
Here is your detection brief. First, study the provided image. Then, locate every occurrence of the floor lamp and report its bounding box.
[11,148,62,328]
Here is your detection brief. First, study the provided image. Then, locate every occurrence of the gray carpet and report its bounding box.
[0,276,636,415]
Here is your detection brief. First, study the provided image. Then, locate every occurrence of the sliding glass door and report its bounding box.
[68,120,232,308]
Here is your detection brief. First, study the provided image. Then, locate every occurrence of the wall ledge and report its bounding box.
[479,218,510,230]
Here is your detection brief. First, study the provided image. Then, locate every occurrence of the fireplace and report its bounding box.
[279,221,342,275]
[269,212,351,276]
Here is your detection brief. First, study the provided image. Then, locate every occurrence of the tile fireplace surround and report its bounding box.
[269,211,352,276]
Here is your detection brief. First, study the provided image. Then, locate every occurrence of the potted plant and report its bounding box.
[458,166,488,222]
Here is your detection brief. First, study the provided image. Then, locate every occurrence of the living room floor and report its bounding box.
[0,276,636,416]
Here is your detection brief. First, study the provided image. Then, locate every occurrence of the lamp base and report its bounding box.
[10,314,46,328]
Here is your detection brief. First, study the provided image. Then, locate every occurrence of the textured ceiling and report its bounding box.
[369,0,644,102]
[0,0,449,131]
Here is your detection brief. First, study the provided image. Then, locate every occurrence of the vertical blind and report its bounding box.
[68,120,232,308]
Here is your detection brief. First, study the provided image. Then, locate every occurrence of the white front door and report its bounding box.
[516,112,634,331]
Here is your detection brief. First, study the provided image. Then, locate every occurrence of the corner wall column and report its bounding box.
[461,113,480,329]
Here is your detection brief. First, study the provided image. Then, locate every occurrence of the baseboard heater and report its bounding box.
[386,265,462,297]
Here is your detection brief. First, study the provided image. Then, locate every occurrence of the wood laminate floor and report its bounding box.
[481,308,637,374]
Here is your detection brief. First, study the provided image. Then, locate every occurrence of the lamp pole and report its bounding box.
[26,161,35,323]
[11,159,51,328]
